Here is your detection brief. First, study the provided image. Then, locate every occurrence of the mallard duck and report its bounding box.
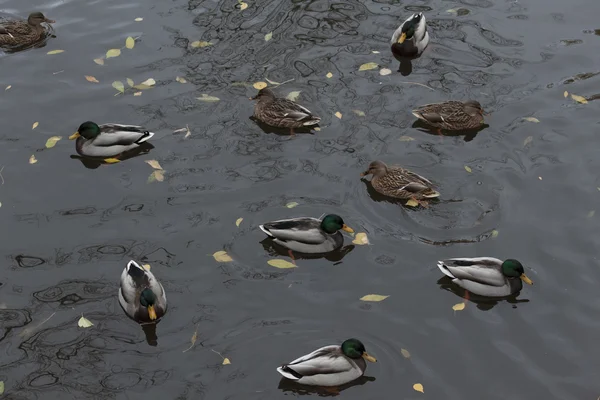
[251,88,321,135]
[391,12,429,57]
[437,257,533,297]
[361,160,439,205]
[412,100,486,132]
[118,260,167,323]
[69,121,154,162]
[277,338,377,387]
[259,214,354,256]
[0,12,54,49]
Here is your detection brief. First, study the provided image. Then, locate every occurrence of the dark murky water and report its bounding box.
[1,0,599,398]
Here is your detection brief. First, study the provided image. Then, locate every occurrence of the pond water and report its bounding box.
[0,0,599,398]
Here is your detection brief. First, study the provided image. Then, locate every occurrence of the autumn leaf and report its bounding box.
[372,50,380,54]
[571,94,588,104]
[47,49,64,55]
[352,232,369,245]
[253,82,267,90]
[235,218,243,227]
[45,136,62,148]
[491,230,499,238]
[264,32,273,41]
[380,68,392,76]
[5,85,11,90]
[78,315,94,328]
[523,136,533,147]
[413,383,424,393]
[176,76,187,83]
[452,302,465,311]
[183,325,198,352]
[125,36,135,49]
[522,117,539,123]
[405,198,419,207]
[32,122,39,130]
[213,250,233,262]
[134,91,142,96]
[197,94,220,102]
[145,160,163,170]
[85,75,99,83]
[285,201,299,208]
[353,110,366,117]
[222,358,231,365]
[29,155,37,164]
[191,41,212,48]
[563,90,568,98]
[326,72,333,78]
[464,165,472,173]
[112,81,125,93]
[133,84,152,90]
[93,58,104,65]
[147,170,165,183]
[239,1,248,10]
[140,78,156,86]
[360,294,389,302]
[142,264,151,271]
[401,348,411,358]
[358,62,378,71]
[335,111,342,119]
[135,17,144,22]
[399,135,415,141]
[0,381,3,395]
[106,48,121,58]
[286,91,301,101]
[267,259,296,269]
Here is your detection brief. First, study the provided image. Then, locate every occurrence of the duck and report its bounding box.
[251,88,321,135]
[69,121,154,162]
[437,257,533,297]
[391,12,429,57]
[277,338,377,387]
[118,260,167,323]
[361,160,439,206]
[0,12,54,49]
[259,214,354,256]
[412,100,486,132]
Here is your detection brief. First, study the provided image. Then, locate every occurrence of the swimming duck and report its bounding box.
[277,338,377,387]
[118,260,167,323]
[412,100,486,132]
[251,88,321,135]
[259,214,354,255]
[0,12,54,49]
[361,160,439,206]
[69,121,154,162]
[437,257,533,297]
[391,12,429,57]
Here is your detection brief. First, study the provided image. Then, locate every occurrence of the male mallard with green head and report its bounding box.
[69,121,154,163]
[251,88,321,135]
[412,100,486,132]
[277,338,377,387]
[0,12,54,48]
[437,257,533,297]
[118,260,167,323]
[391,13,429,57]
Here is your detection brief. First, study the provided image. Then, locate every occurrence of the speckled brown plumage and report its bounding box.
[361,160,439,202]
[412,100,485,131]
[0,12,54,48]
[251,88,320,134]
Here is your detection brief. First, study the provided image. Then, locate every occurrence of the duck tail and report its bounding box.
[437,261,456,279]
[135,131,155,144]
[277,365,302,380]
[412,111,424,120]
[259,224,275,237]
[302,117,321,126]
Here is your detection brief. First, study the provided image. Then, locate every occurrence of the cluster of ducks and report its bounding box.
[2,10,534,389]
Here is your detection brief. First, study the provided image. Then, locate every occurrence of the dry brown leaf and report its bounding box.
[213,251,233,262]
[85,75,99,83]
[352,232,370,245]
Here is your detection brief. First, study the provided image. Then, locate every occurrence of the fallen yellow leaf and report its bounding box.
[32,122,39,130]
[352,232,370,245]
[135,17,143,22]
[358,62,378,71]
[134,91,142,96]
[335,111,342,119]
[29,155,37,164]
[372,50,380,54]
[78,315,93,328]
[0,380,3,395]
[5,85,11,90]
[522,117,539,123]
[142,264,151,270]
[405,198,419,207]
[326,72,333,78]
[401,348,411,358]
[360,294,389,302]
[140,78,156,86]
[286,91,301,101]
[253,82,267,90]
[235,217,243,227]
[85,75,99,83]
[125,78,134,87]
[191,41,212,48]
[464,165,472,173]
[145,160,163,170]
[399,135,415,141]
[47,49,64,55]
[197,94,220,102]
[222,358,231,365]
[213,250,233,262]
[563,90,568,98]
[285,201,299,208]
[106,48,121,58]
[491,230,499,238]
[264,32,273,41]
[523,136,533,147]
[452,302,465,311]
[239,0,248,10]
[571,94,588,104]
[413,383,424,393]
[93,58,104,65]
[314,127,321,131]
[104,158,120,164]
[112,81,125,93]
[176,76,187,83]
[125,36,135,49]
[45,136,62,148]
[147,170,165,183]
[380,68,392,76]
[353,110,366,117]
[267,259,296,269]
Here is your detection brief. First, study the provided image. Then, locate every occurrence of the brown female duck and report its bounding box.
[412,100,485,132]
[251,88,321,135]
[0,12,54,49]
[361,160,439,206]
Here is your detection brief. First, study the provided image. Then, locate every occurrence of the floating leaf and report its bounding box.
[253,81,267,90]
[133,84,152,90]
[372,50,380,54]
[264,32,273,41]
[134,91,142,96]
[106,48,121,58]
[335,111,342,119]
[191,41,212,48]
[125,36,135,49]
[142,264,151,271]
[452,302,465,311]
[326,72,333,78]
[313,127,321,131]
[45,136,62,148]
[399,135,415,142]
[135,17,144,21]
[401,348,411,359]
[0,381,3,395]
[380,68,392,76]
[285,201,299,208]
[352,232,370,245]
[197,94,220,102]
[126,78,135,87]
[523,136,533,147]
[405,198,419,207]
[286,91,301,101]
[571,94,588,104]
[522,117,539,123]
[104,158,120,164]
[413,383,424,393]
[360,294,389,302]
[239,1,249,10]
[447,8,459,14]
[47,49,64,55]
[140,78,156,86]
[563,90,568,98]
[587,210,595,218]
[32,122,39,130]
[5,85,11,90]
[267,259,296,269]
[85,75,99,83]
[491,230,499,238]
[464,165,472,173]
[185,125,191,138]
[236,217,243,227]
[358,62,378,71]
[93,58,104,65]
[145,160,163,170]
[147,170,165,183]
[353,110,366,117]
[213,250,233,262]
[176,76,187,83]
[112,81,125,93]
[78,315,94,328]
[222,358,231,365]
[183,326,198,352]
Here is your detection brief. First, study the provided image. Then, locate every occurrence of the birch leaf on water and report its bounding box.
[47,49,64,55]
[29,155,37,164]
[401,348,411,359]
[5,85,11,90]
[286,91,301,101]
[112,81,125,93]
[264,32,273,41]
[464,165,472,173]
[353,110,366,117]
[45,136,62,148]
[523,136,533,147]
[563,91,568,98]
[360,294,389,302]
[235,217,243,227]
[358,62,378,71]
[380,68,392,76]
[126,78,135,87]
[32,122,39,130]
[571,94,588,104]
[326,72,333,78]
[106,49,121,58]
[147,170,165,183]
[85,75,99,83]
[78,315,94,328]
[0,381,3,395]
[267,259,296,269]
[285,201,299,208]
[140,78,156,86]
[352,232,370,245]
[335,111,342,119]
[405,198,419,207]
[183,325,198,352]
[191,41,212,48]
[239,1,249,10]
[413,383,424,393]
[197,94,220,102]
[142,264,151,271]
[399,135,415,142]
[135,17,144,22]
[145,160,163,170]
[253,82,267,90]
[94,58,104,65]
[134,91,142,96]
[125,36,135,49]
[452,302,466,311]
[522,117,539,123]
[176,76,187,83]
[213,251,233,262]
[222,358,231,365]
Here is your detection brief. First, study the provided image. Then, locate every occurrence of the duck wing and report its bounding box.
[93,124,154,146]
[438,257,506,287]
[261,99,320,125]
[278,346,352,378]
[260,217,326,244]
